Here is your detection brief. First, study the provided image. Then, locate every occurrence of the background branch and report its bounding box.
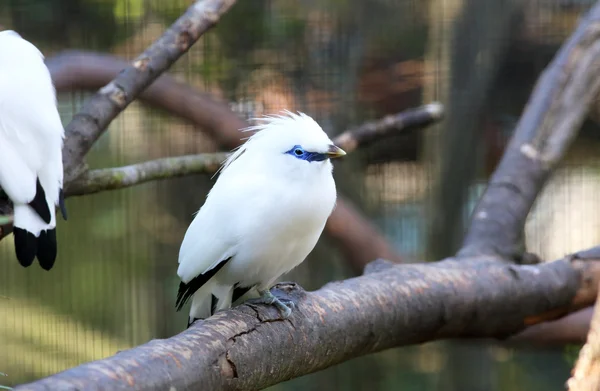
[65,153,228,197]
[61,0,237,182]
[15,252,600,391]
[459,2,600,260]
[65,104,444,197]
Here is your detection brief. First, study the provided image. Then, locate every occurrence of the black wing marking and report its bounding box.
[210,294,219,316]
[175,256,232,312]
[232,284,253,304]
[58,189,67,220]
[29,179,51,224]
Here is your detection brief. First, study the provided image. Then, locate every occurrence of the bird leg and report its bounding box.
[246,289,295,318]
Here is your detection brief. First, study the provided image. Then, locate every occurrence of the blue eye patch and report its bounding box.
[284,145,328,162]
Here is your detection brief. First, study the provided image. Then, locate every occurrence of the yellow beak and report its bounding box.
[326,144,347,159]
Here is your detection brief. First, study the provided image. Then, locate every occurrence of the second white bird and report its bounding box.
[176,111,345,326]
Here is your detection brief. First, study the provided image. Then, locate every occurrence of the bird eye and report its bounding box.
[294,148,303,156]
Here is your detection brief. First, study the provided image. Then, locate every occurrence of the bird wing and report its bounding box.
[176,178,245,284]
[176,161,275,280]
[175,172,252,311]
[0,31,64,205]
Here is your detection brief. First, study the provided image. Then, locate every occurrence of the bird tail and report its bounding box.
[187,283,233,327]
[13,202,57,271]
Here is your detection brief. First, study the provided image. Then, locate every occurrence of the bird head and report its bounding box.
[220,111,346,177]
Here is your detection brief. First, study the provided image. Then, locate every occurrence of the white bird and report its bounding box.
[176,111,346,326]
[0,30,67,270]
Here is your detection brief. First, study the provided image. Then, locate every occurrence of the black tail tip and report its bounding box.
[37,229,57,271]
[13,228,57,270]
[13,227,37,268]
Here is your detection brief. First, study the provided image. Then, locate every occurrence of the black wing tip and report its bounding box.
[59,189,68,221]
[174,257,232,312]
[13,227,37,268]
[29,179,51,224]
[37,229,57,271]
[175,281,189,312]
[187,317,200,328]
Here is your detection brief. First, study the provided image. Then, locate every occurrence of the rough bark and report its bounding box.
[13,253,600,391]
[460,2,600,259]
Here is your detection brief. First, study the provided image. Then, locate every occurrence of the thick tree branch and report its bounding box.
[15,251,600,391]
[460,1,600,259]
[65,153,228,196]
[64,104,444,197]
[61,0,237,183]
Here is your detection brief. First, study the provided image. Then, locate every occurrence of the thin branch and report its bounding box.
[460,1,600,259]
[334,103,444,153]
[61,0,237,183]
[65,153,228,196]
[64,104,444,197]
[14,251,600,391]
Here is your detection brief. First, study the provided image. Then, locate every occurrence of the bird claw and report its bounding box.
[246,290,296,319]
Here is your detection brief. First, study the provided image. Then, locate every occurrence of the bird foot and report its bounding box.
[246,290,296,319]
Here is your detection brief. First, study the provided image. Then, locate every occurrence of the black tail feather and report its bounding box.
[37,229,57,271]
[29,179,51,224]
[175,256,232,312]
[13,227,37,268]
[58,189,68,220]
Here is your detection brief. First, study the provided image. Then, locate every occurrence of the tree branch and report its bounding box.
[47,51,248,151]
[65,153,228,196]
[14,251,600,391]
[64,103,444,197]
[334,103,443,153]
[460,2,600,259]
[61,0,237,183]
